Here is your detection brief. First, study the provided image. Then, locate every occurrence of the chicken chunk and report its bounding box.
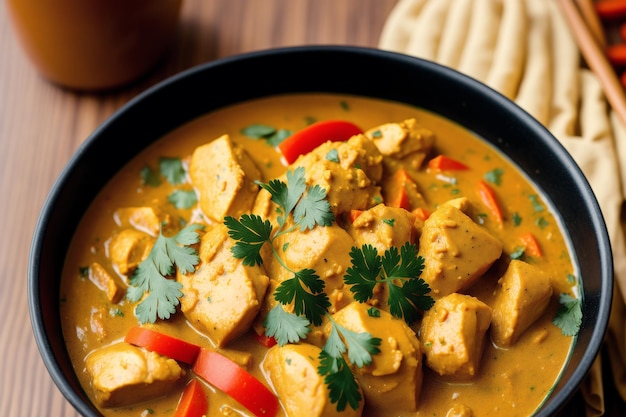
[113,206,172,236]
[365,118,435,169]
[178,223,269,347]
[85,343,183,407]
[346,204,417,253]
[330,302,424,414]
[109,228,154,276]
[263,343,364,417]
[491,260,553,346]
[267,223,356,312]
[88,262,124,303]
[289,134,384,217]
[189,134,262,222]
[418,204,502,297]
[420,293,492,379]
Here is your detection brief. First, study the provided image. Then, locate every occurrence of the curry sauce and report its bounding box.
[60,94,577,417]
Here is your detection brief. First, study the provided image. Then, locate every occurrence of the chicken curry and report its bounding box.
[60,94,580,417]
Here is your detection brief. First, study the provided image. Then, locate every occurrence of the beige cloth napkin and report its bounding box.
[379,0,626,415]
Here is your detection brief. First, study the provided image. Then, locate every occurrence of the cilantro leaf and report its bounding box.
[224,214,273,266]
[256,168,306,226]
[319,351,362,411]
[266,129,292,147]
[345,242,432,325]
[484,168,504,185]
[264,305,311,346]
[127,224,202,324]
[159,157,186,185]
[553,293,582,336]
[326,149,340,162]
[316,317,380,411]
[294,184,335,230]
[140,165,161,187]
[388,278,433,325]
[241,124,276,138]
[167,189,198,209]
[273,268,330,326]
[241,124,292,146]
[337,325,381,368]
[344,244,381,302]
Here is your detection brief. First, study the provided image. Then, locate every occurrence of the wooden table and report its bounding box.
[0,1,397,415]
[0,0,623,416]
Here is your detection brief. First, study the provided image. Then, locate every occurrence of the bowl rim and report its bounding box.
[28,44,614,417]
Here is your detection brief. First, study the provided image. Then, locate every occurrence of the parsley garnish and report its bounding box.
[553,293,582,336]
[344,243,434,325]
[127,224,203,324]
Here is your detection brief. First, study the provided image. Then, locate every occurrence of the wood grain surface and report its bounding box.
[0,0,623,416]
[0,1,397,415]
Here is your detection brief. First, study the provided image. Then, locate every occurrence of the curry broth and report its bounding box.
[60,94,577,417]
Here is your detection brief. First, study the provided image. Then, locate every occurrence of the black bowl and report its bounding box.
[29,45,613,417]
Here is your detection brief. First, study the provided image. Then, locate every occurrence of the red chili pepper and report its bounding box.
[124,326,201,365]
[427,155,469,171]
[193,348,279,417]
[278,120,362,164]
[174,379,208,417]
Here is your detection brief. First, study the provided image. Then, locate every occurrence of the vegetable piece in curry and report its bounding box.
[60,94,581,417]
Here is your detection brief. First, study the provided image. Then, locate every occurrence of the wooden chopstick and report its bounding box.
[557,0,626,128]
[575,0,607,47]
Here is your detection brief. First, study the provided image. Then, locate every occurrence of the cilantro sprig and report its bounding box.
[319,317,381,411]
[345,242,434,325]
[224,167,335,327]
[225,167,383,411]
[553,293,582,336]
[127,224,203,324]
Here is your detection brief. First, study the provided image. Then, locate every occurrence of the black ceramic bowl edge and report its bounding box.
[28,45,614,417]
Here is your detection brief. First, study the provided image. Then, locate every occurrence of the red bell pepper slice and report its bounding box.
[174,379,208,417]
[520,232,543,257]
[427,155,469,171]
[477,180,503,224]
[386,168,416,210]
[192,348,278,417]
[124,326,201,365]
[254,332,277,348]
[278,120,362,164]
